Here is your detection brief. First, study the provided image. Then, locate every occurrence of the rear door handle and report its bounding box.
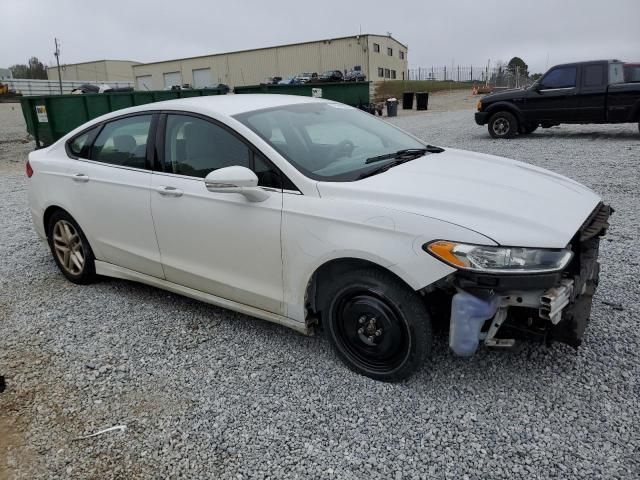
[156,186,183,197]
[72,173,89,183]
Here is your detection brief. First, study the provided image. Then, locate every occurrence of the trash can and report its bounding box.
[386,98,398,117]
[402,92,414,110]
[416,92,429,111]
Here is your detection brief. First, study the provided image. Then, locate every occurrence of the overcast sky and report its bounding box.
[2,0,638,74]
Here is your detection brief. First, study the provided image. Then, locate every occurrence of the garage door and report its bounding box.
[193,68,212,88]
[163,71,182,89]
[136,75,153,91]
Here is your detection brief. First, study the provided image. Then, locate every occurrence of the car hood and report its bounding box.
[316,148,601,248]
[482,88,530,102]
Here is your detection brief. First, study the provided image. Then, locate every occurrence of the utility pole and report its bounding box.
[54,38,62,94]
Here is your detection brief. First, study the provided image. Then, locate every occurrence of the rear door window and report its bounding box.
[90,115,152,169]
[541,67,577,89]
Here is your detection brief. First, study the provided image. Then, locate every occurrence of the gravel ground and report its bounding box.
[1,101,639,479]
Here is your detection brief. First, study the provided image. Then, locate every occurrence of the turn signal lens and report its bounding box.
[425,240,573,274]
[25,160,33,178]
[426,241,465,268]
[476,100,483,111]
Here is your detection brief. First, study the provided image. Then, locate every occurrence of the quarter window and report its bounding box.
[583,65,604,87]
[541,67,577,89]
[90,115,152,169]
[68,126,98,158]
[164,114,249,178]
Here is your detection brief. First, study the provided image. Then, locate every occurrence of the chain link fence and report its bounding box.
[407,66,532,90]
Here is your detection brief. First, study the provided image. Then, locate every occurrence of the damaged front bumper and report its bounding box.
[448,203,611,356]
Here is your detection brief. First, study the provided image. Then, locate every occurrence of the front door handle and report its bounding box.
[72,173,89,183]
[156,186,183,197]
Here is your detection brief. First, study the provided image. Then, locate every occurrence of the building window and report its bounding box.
[387,47,393,56]
[391,70,396,79]
[399,51,405,60]
[384,69,390,79]
[373,43,380,53]
[378,67,384,78]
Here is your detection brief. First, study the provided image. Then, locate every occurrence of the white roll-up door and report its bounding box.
[136,75,153,91]
[193,68,212,88]
[163,71,181,89]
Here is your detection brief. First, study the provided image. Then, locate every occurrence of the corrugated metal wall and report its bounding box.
[132,35,402,90]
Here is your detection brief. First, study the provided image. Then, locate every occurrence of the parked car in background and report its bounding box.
[71,84,133,94]
[317,70,344,82]
[278,76,301,85]
[265,76,282,85]
[27,95,610,381]
[345,69,367,82]
[475,60,640,138]
[205,83,230,94]
[624,63,640,83]
[294,72,318,83]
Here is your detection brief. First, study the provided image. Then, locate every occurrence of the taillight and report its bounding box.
[26,160,33,178]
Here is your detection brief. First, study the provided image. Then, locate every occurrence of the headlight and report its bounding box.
[424,241,573,274]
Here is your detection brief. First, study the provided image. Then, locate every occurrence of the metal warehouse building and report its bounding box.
[47,60,140,83]
[132,34,408,90]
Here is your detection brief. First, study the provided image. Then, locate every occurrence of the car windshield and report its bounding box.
[235,103,429,181]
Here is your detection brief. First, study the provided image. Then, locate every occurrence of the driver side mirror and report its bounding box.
[204,166,269,202]
[532,83,543,93]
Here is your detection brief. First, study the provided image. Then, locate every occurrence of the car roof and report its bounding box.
[128,94,334,117]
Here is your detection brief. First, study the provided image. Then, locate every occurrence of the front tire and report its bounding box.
[488,111,518,139]
[320,268,432,382]
[47,210,97,284]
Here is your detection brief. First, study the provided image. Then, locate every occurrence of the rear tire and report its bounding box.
[47,210,97,284]
[488,111,518,139]
[319,268,432,382]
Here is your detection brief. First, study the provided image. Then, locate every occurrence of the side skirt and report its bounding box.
[94,261,311,335]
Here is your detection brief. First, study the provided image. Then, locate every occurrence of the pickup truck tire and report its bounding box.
[321,268,432,382]
[488,111,518,139]
[521,123,539,134]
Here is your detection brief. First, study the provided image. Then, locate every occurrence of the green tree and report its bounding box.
[507,57,529,78]
[530,73,543,82]
[10,57,47,79]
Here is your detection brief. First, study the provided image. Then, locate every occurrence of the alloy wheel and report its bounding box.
[492,117,510,136]
[52,220,85,275]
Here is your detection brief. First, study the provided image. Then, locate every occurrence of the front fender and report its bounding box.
[281,195,495,322]
[484,101,526,124]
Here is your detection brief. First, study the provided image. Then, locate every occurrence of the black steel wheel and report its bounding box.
[47,210,97,284]
[320,268,431,381]
[488,111,518,139]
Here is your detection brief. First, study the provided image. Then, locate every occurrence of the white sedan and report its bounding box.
[26,95,610,381]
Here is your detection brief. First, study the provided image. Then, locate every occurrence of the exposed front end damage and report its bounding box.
[442,203,611,356]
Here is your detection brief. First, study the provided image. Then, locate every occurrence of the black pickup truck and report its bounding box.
[475,60,640,138]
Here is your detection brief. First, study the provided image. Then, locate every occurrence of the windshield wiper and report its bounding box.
[364,145,444,164]
[358,145,444,180]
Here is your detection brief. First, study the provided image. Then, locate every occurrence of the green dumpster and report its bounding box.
[20,88,225,148]
[234,81,370,107]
